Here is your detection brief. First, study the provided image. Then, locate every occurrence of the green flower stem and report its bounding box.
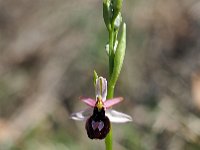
[105,31,114,150]
[105,126,113,150]
[107,84,114,99]
[104,1,125,150]
[106,28,115,148]
[105,23,126,150]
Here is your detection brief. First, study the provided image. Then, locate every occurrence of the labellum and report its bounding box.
[85,107,110,139]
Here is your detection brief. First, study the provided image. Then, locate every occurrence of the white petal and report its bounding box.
[105,109,133,123]
[70,108,93,121]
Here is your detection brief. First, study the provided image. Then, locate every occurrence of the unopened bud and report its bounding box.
[113,0,123,20]
[103,0,112,31]
[114,13,122,30]
[105,43,109,55]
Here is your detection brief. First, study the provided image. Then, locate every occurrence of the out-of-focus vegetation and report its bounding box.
[0,0,200,149]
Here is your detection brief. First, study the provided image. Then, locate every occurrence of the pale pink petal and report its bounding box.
[104,97,123,109]
[81,98,96,107]
[70,108,93,121]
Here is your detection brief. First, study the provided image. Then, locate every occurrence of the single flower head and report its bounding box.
[71,76,132,139]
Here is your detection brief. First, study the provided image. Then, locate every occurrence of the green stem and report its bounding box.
[105,83,114,150]
[105,126,113,150]
[105,1,125,149]
[105,28,115,150]
[107,84,114,99]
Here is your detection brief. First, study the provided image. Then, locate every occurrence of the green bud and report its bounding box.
[113,0,123,21]
[103,0,112,31]
[105,40,118,55]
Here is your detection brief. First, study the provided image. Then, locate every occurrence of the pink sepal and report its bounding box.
[80,97,96,107]
[104,97,123,109]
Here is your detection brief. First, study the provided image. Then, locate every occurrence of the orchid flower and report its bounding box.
[71,76,132,139]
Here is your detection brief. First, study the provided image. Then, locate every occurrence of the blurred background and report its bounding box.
[0,0,200,149]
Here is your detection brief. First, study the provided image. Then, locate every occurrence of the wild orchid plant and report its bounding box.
[71,0,132,149]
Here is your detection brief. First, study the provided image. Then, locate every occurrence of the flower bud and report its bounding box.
[114,13,122,30]
[103,0,112,31]
[105,43,109,55]
[113,0,123,21]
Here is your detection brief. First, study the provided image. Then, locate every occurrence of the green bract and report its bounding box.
[109,23,126,95]
[93,70,98,87]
